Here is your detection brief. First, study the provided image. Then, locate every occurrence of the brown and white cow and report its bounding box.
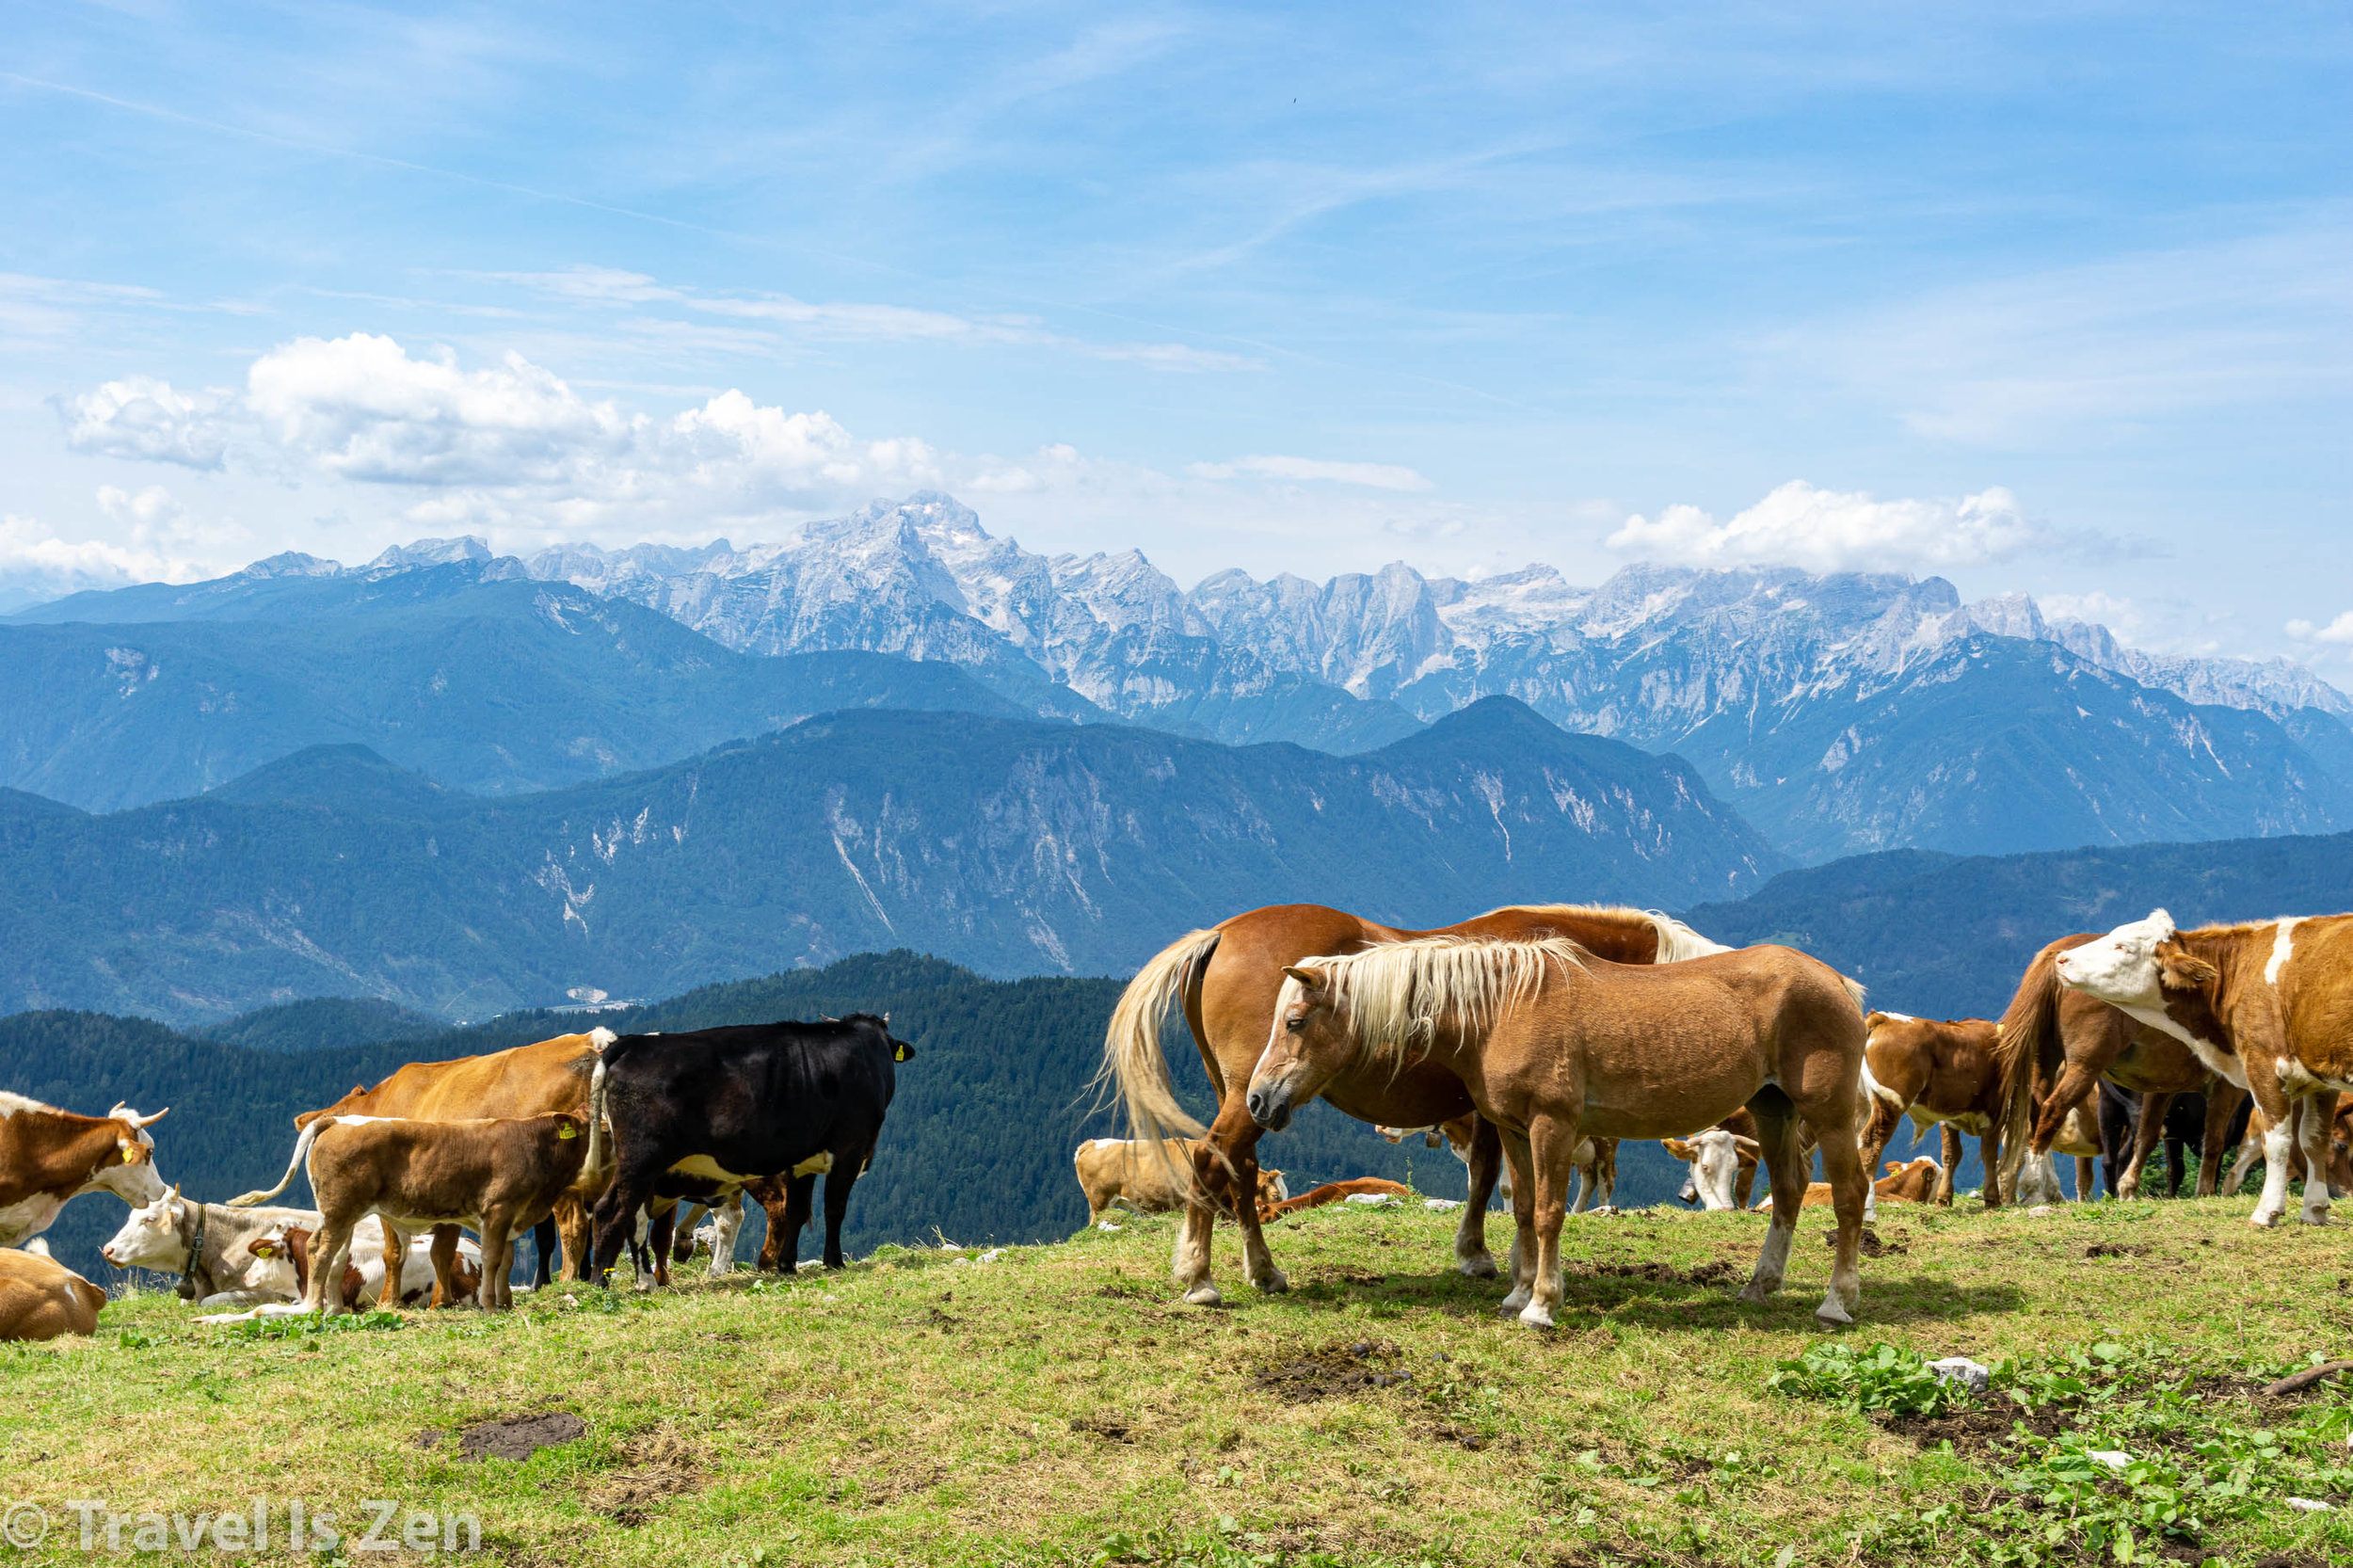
[0,1094,169,1248]
[273,1030,613,1297]
[234,1112,591,1312]
[1261,1177,1411,1220]
[1859,1013,2004,1208]
[99,1188,316,1304]
[248,1221,483,1309]
[1073,1137,1287,1224]
[2055,910,2351,1227]
[0,1244,107,1341]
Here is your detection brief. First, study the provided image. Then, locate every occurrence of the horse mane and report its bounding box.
[1484,903,1730,963]
[1285,936,1589,1066]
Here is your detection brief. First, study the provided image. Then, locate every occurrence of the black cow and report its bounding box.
[586,1014,913,1283]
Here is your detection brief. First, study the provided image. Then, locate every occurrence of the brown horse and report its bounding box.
[1101,904,1727,1305]
[1247,936,1873,1326]
[1992,935,2246,1200]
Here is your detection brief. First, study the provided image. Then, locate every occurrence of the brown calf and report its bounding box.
[0,1246,107,1341]
[236,1112,590,1312]
[1860,1013,2004,1208]
[280,1031,611,1296]
[1760,1158,1944,1209]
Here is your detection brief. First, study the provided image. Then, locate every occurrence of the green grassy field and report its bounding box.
[5,1196,2351,1566]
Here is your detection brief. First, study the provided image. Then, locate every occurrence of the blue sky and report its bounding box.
[2,3,2347,661]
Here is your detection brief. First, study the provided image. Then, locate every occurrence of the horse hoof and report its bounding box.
[1815,1299,1854,1326]
[1458,1253,1499,1280]
[1737,1283,1774,1304]
[1516,1304,1556,1330]
[2249,1212,2281,1230]
[1251,1268,1289,1295]
[2300,1210,2331,1227]
[1497,1288,1530,1315]
[1183,1283,1223,1307]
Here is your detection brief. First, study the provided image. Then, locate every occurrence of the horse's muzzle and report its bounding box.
[1246,1085,1292,1131]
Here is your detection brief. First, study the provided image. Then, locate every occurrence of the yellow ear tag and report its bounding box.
[558,1123,581,1139]
[894,1045,910,1062]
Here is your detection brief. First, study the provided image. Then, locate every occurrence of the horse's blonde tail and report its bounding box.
[1095,928,1222,1145]
[229,1116,331,1208]
[1644,911,1732,963]
[1993,943,2067,1199]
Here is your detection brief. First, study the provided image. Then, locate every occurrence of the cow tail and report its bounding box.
[584,1054,611,1192]
[229,1117,331,1208]
[1993,945,2065,1197]
[1093,928,1222,1147]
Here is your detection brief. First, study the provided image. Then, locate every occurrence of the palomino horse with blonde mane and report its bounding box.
[1100,904,1728,1305]
[1247,936,1873,1326]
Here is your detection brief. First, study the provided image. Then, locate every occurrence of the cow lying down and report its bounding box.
[1,1241,107,1342]
[1754,1157,1945,1210]
[1073,1137,1288,1224]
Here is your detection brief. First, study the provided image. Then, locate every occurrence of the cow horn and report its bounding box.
[135,1107,170,1128]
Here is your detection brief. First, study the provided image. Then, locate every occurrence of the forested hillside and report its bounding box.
[1684,828,2353,1018]
[6,952,1686,1287]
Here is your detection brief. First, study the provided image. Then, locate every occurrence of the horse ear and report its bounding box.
[2157,945,2218,989]
[1281,965,1327,992]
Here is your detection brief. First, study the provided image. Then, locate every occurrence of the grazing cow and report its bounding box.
[1665,1107,1831,1211]
[1074,1137,1203,1222]
[276,1030,612,1295]
[232,1112,590,1312]
[248,1221,482,1309]
[0,1245,107,1341]
[1073,1139,1289,1227]
[587,1015,914,1281]
[0,1094,170,1247]
[2014,1101,2105,1206]
[1262,1177,1410,1219]
[2054,910,2353,1227]
[99,1188,317,1304]
[2099,1085,2256,1199]
[1859,1013,2005,1208]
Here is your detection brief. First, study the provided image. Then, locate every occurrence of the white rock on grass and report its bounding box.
[2089,1450,2132,1470]
[1423,1199,1463,1211]
[2287,1497,2333,1512]
[1344,1192,1400,1208]
[1928,1357,1992,1396]
[978,1248,1006,1264]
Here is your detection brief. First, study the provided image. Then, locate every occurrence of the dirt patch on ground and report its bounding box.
[1577,1258,1737,1287]
[2085,1242,2151,1258]
[1316,1267,1386,1287]
[456,1412,586,1463]
[1070,1411,1134,1443]
[1878,1393,2073,1455]
[587,1429,707,1526]
[1820,1226,1909,1257]
[1254,1340,1413,1401]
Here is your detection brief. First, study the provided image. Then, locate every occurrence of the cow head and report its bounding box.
[100,1186,187,1271]
[1663,1128,1758,1210]
[91,1104,169,1206]
[2053,910,2220,1010]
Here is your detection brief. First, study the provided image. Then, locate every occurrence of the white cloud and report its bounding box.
[1606,479,2047,573]
[486,265,1261,372]
[2287,612,2353,646]
[0,512,210,612]
[62,376,235,469]
[1187,454,1433,491]
[66,334,1001,536]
